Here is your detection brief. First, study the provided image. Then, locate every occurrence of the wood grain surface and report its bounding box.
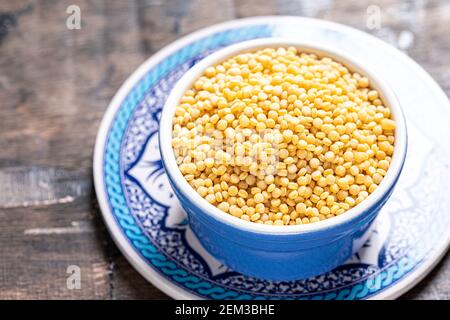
[0,0,448,300]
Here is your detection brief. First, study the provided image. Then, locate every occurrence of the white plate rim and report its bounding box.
[93,16,450,300]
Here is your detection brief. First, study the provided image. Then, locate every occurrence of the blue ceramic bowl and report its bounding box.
[159,38,407,281]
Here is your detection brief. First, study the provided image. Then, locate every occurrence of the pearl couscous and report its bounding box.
[172,47,395,226]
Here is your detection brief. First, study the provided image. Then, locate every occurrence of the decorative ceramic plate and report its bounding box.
[94,17,450,300]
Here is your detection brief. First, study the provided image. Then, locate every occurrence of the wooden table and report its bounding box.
[0,0,449,299]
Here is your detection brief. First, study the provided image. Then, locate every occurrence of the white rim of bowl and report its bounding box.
[159,37,407,235]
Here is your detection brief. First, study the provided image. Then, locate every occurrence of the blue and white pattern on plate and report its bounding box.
[99,18,450,299]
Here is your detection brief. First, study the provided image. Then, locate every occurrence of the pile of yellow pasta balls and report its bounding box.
[172,47,395,226]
